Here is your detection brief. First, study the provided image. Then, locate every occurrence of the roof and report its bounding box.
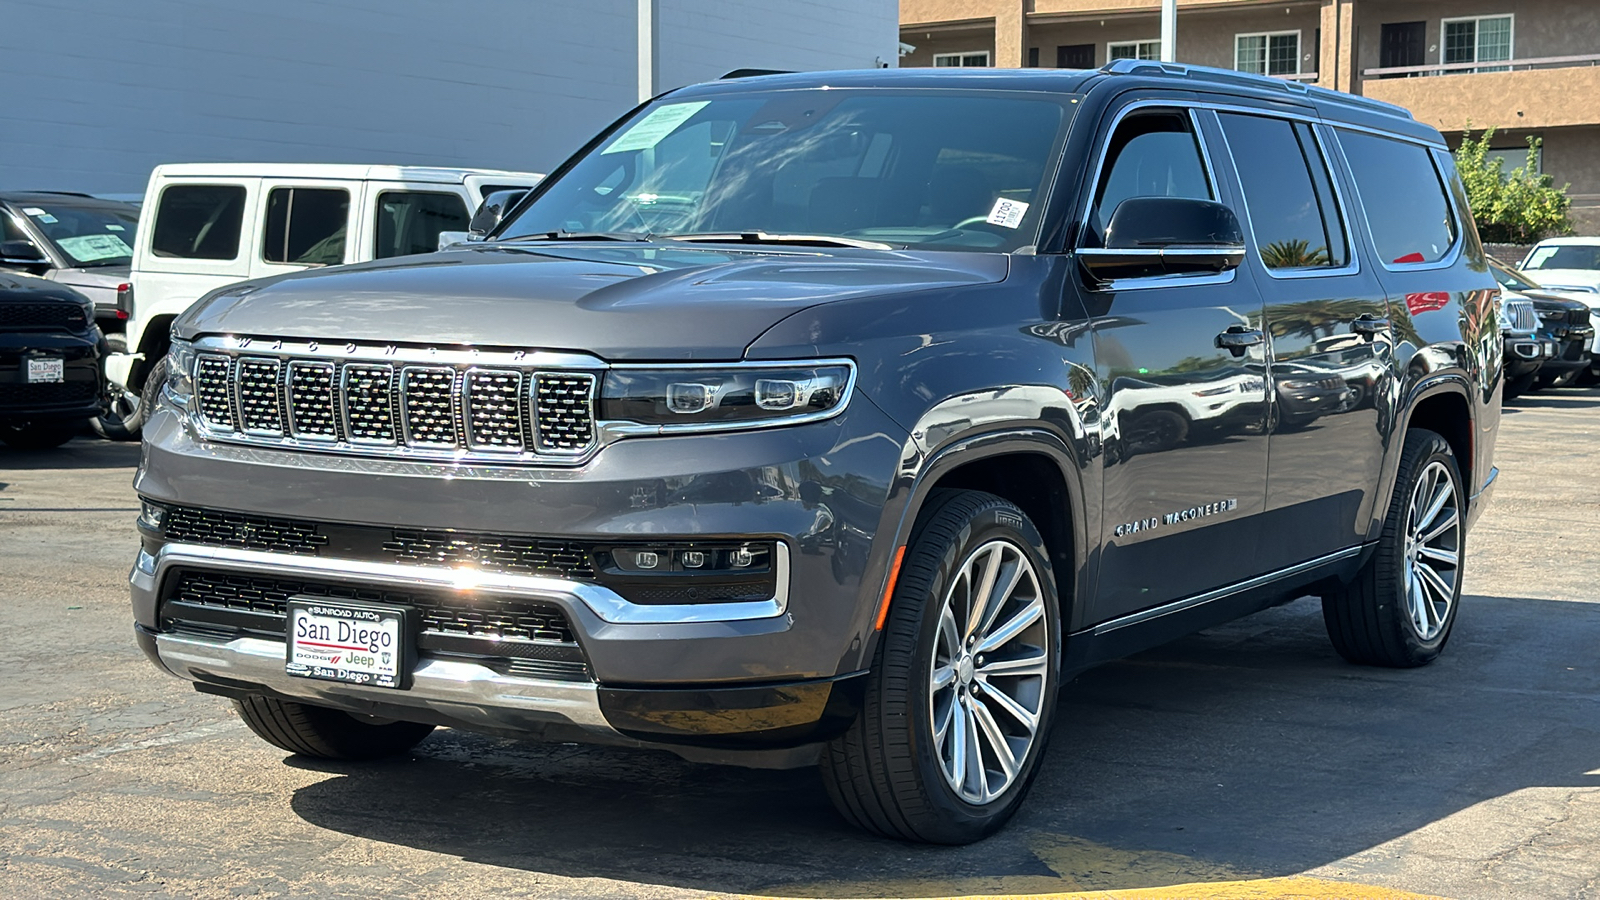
[673,66,1100,97]
[0,191,135,208]
[148,163,544,183]
[1531,236,1600,246]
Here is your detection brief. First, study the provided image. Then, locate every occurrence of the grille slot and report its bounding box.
[535,373,597,452]
[286,362,338,439]
[401,367,459,445]
[384,530,597,579]
[169,570,577,644]
[0,380,99,405]
[342,364,396,443]
[0,303,88,332]
[236,358,285,435]
[464,369,524,450]
[164,506,328,555]
[194,355,236,431]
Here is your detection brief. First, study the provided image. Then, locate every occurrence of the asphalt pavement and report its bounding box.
[1,388,1597,899]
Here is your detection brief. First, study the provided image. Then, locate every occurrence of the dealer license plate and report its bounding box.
[286,599,407,689]
[25,357,64,383]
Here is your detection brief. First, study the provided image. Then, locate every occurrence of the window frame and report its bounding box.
[259,185,353,267]
[149,182,249,263]
[1233,30,1302,76]
[932,50,991,67]
[1330,125,1465,273]
[1106,39,1162,62]
[1440,14,1514,68]
[1214,111,1359,281]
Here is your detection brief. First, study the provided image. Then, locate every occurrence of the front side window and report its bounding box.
[1337,130,1458,266]
[1087,110,1213,245]
[1219,113,1347,271]
[933,52,990,67]
[1235,31,1301,76]
[151,185,246,260]
[1444,15,1512,71]
[374,191,470,259]
[1109,40,1161,61]
[263,187,349,265]
[500,89,1074,252]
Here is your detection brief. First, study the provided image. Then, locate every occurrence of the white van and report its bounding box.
[99,163,541,438]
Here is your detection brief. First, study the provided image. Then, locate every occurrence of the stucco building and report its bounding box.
[900,0,1600,232]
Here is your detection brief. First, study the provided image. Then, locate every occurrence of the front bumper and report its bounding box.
[0,331,107,422]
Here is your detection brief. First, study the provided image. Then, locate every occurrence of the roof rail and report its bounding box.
[1096,59,1414,119]
[721,68,793,79]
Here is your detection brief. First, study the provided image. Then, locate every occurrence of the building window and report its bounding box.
[1484,145,1541,177]
[1108,40,1161,61]
[1443,15,1513,71]
[1235,31,1300,76]
[933,51,990,67]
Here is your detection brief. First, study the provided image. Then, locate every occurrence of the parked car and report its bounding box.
[97,164,543,441]
[1489,259,1593,390]
[1498,294,1550,398]
[0,271,108,449]
[0,192,140,330]
[128,62,1500,844]
[1519,237,1600,295]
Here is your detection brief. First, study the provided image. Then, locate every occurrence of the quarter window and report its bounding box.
[1235,31,1300,76]
[151,185,246,260]
[1219,114,1347,271]
[1088,111,1213,245]
[933,51,990,67]
[1108,40,1161,61]
[263,187,349,265]
[375,191,471,259]
[1444,15,1512,71]
[1337,130,1458,266]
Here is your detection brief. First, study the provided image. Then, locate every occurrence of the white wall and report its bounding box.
[0,0,898,196]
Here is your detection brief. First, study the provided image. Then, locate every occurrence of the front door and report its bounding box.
[1075,102,1270,625]
[1379,22,1426,74]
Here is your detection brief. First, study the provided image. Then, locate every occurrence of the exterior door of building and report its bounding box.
[1057,44,1094,69]
[1379,22,1426,74]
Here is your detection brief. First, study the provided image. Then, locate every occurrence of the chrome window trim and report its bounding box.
[1092,268,1239,293]
[142,541,791,625]
[1211,110,1362,281]
[1328,128,1465,274]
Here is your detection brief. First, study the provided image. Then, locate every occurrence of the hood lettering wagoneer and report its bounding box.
[131,61,1501,844]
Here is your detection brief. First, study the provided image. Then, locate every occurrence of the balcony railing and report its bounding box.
[1363,54,1600,79]
[1274,71,1318,82]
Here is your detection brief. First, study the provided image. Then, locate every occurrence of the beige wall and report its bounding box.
[900,26,998,67]
[1026,6,1321,71]
[1363,65,1600,132]
[1353,0,1598,74]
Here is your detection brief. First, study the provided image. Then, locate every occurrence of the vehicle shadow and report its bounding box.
[287,595,1600,896]
[1504,384,1600,410]
[0,436,141,470]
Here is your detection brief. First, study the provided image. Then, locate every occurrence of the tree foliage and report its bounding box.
[1454,126,1572,244]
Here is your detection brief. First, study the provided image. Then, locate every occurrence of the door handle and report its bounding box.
[1352,314,1390,338]
[1215,325,1264,357]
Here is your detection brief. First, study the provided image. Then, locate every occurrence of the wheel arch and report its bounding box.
[1368,375,1475,543]
[129,314,177,390]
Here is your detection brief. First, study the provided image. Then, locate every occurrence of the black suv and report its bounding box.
[129,63,1501,843]
[0,272,107,448]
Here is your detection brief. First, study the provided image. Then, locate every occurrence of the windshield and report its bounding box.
[1524,244,1600,273]
[17,202,138,267]
[499,88,1075,252]
[1489,260,1538,291]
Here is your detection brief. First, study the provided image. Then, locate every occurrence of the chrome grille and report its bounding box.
[236,358,284,434]
[286,362,337,438]
[1504,300,1538,333]
[186,340,599,463]
[535,373,596,452]
[401,367,458,445]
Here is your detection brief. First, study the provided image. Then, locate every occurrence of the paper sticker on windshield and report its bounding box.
[986,198,1030,229]
[602,101,711,154]
[22,207,45,216]
[106,224,125,231]
[57,234,133,262]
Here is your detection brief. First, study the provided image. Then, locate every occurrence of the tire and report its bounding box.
[233,695,435,760]
[1321,428,1464,668]
[1122,408,1189,455]
[821,489,1062,844]
[93,352,162,442]
[0,422,79,450]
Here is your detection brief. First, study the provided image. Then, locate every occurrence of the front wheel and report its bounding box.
[1322,428,1464,667]
[821,490,1061,844]
[93,354,162,442]
[233,695,435,760]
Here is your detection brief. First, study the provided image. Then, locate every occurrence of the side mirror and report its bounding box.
[436,231,471,251]
[0,240,48,265]
[468,189,529,239]
[1077,197,1246,282]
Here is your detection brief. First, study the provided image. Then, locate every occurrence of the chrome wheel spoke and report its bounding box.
[978,648,1049,679]
[1416,561,1453,608]
[977,595,1043,655]
[1419,508,1458,545]
[948,699,968,793]
[1403,460,1460,642]
[975,679,1039,734]
[1418,545,1458,567]
[931,665,957,691]
[964,544,1005,640]
[970,698,1018,784]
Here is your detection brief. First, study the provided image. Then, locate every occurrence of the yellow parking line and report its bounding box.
[740,877,1445,900]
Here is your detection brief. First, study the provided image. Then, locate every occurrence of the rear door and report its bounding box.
[248,178,363,279]
[1075,98,1271,626]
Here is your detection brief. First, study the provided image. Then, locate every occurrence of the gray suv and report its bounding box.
[131,62,1502,843]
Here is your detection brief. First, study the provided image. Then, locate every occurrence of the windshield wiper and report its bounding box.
[660,231,895,251]
[502,230,654,242]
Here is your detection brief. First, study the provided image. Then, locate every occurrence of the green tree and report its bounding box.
[1454,126,1572,244]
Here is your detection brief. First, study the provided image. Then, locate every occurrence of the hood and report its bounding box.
[49,265,128,305]
[1522,269,1600,291]
[176,243,1008,360]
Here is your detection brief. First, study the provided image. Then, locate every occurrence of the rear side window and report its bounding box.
[263,187,349,265]
[1337,130,1458,265]
[151,185,246,260]
[1088,111,1212,245]
[1219,113,1348,271]
[375,191,470,259]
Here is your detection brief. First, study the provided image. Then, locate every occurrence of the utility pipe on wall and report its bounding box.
[1160,0,1177,62]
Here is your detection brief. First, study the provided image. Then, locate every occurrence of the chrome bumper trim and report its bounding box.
[154,632,615,733]
[137,541,789,625]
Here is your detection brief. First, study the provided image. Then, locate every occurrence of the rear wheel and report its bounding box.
[0,422,79,450]
[233,695,435,760]
[1321,428,1463,667]
[821,490,1061,844]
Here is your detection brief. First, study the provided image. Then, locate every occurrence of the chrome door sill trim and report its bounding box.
[1091,546,1362,636]
[141,542,790,625]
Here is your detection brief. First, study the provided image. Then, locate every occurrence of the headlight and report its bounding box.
[600,361,853,432]
[164,338,196,408]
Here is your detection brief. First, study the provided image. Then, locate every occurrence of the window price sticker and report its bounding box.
[986,198,1030,229]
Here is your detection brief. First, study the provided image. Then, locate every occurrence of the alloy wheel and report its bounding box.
[928,539,1050,804]
[1403,460,1461,641]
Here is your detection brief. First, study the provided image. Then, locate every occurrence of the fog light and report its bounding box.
[634,551,659,570]
[138,500,166,530]
[682,550,706,568]
[730,547,754,568]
